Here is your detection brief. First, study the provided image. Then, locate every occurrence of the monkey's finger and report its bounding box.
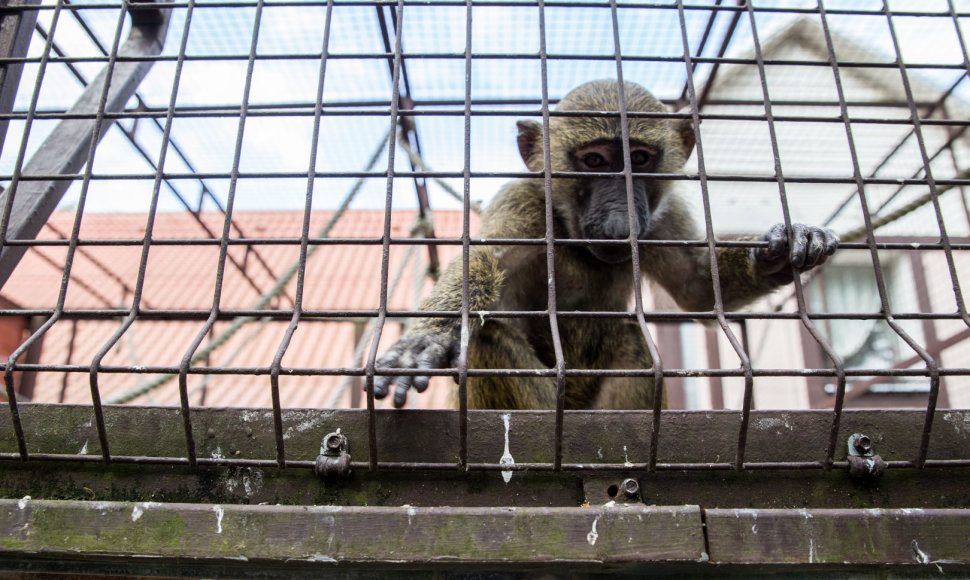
[802,229,829,267]
[763,223,789,261]
[412,343,447,393]
[372,352,401,398]
[393,375,415,408]
[823,228,839,255]
[788,223,810,268]
[372,374,391,398]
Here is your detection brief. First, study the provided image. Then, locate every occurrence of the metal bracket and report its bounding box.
[846,433,887,480]
[315,430,351,479]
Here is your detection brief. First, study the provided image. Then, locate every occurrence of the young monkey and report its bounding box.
[373,79,838,410]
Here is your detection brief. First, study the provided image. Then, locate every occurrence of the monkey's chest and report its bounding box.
[501,248,633,312]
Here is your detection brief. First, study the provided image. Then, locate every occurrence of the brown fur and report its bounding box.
[373,80,837,410]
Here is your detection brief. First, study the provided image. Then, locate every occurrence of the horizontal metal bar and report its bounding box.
[1,308,967,324]
[0,170,968,187]
[1,50,969,74]
[6,361,970,378]
[2,0,967,18]
[3,105,970,130]
[5,237,970,255]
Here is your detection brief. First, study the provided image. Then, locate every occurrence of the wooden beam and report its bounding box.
[0,7,171,288]
[0,499,705,569]
[706,508,970,566]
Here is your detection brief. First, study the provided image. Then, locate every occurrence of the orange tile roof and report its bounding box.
[1,209,481,409]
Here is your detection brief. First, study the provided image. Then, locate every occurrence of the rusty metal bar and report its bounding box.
[454,0,473,470]
[608,0,665,472]
[674,0,722,110]
[535,0,568,472]
[176,0,264,468]
[744,0,847,471]
[881,1,957,468]
[267,0,335,470]
[675,0,754,471]
[363,0,407,471]
[87,0,193,463]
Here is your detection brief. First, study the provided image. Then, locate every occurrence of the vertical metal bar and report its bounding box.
[675,0,722,109]
[945,0,970,237]
[693,0,744,111]
[882,0,958,467]
[397,100,440,279]
[268,0,334,470]
[454,0,473,471]
[744,2,847,470]
[535,0,568,472]
[177,0,264,468]
[0,0,40,159]
[607,0,665,471]
[6,2,133,463]
[364,0,407,472]
[87,0,194,463]
[1,0,63,460]
[376,2,439,279]
[675,0,753,470]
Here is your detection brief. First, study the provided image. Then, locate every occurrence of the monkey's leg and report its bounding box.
[589,322,663,410]
[465,320,557,410]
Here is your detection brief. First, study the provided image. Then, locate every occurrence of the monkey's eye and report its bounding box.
[630,150,651,167]
[582,153,606,168]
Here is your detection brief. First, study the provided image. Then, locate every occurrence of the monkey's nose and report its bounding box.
[602,214,633,239]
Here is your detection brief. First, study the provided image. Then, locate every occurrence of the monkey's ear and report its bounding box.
[516,120,543,167]
[674,116,697,158]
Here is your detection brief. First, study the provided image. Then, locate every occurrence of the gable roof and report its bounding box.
[1,209,477,409]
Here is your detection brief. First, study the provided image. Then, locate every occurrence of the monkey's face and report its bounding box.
[570,140,657,264]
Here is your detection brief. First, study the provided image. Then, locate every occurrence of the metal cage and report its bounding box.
[0,0,968,575]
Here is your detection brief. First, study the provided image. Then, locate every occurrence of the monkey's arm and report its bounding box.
[372,246,504,407]
[373,183,545,407]
[646,199,838,313]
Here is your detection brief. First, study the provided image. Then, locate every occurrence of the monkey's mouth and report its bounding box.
[585,242,636,264]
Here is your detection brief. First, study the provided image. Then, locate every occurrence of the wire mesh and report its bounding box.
[0,0,967,473]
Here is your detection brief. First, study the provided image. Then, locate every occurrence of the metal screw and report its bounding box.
[326,434,345,452]
[620,478,639,498]
[853,434,873,456]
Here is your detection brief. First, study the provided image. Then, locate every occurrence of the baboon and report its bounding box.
[373,79,838,410]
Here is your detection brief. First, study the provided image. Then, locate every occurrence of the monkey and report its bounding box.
[372,79,838,410]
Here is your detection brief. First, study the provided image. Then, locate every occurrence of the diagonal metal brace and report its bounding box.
[0,3,171,289]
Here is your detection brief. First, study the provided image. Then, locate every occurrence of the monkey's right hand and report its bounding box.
[372,333,455,408]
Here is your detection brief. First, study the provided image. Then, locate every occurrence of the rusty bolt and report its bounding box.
[620,478,640,498]
[325,433,346,453]
[853,434,873,456]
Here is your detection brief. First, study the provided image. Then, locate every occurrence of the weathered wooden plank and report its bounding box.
[5,405,970,467]
[706,508,970,565]
[0,499,705,566]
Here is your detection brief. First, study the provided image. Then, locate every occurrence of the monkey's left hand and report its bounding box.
[753,223,839,284]
[372,332,454,408]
